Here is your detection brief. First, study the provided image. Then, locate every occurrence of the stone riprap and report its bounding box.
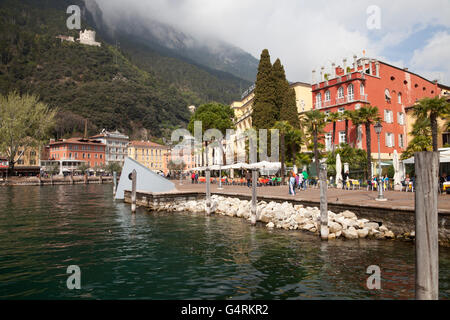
[147,195,409,241]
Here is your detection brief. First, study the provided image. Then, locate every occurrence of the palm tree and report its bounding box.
[342,110,354,145]
[412,97,450,151]
[351,106,381,179]
[327,112,341,153]
[301,110,327,176]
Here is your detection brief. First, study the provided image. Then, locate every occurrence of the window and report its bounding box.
[338,107,345,115]
[385,89,391,102]
[315,93,322,108]
[443,132,450,146]
[360,83,365,95]
[337,87,344,98]
[347,84,354,101]
[399,134,404,148]
[325,133,332,151]
[398,93,402,104]
[398,112,405,125]
[384,110,393,123]
[385,133,394,147]
[339,131,346,145]
[325,90,331,102]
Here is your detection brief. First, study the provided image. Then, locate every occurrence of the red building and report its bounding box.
[48,137,106,168]
[312,57,442,161]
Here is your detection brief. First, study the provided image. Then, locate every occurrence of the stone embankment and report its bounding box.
[147,195,414,241]
[0,176,113,186]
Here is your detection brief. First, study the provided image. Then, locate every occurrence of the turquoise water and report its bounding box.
[0,184,449,299]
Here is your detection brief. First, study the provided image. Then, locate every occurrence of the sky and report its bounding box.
[93,0,450,85]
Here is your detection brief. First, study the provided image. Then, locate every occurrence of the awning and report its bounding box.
[402,148,450,164]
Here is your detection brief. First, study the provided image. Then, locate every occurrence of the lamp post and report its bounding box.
[374,122,386,201]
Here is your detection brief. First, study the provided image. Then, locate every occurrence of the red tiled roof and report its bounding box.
[49,137,105,147]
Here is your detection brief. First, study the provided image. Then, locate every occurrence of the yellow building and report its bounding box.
[405,83,450,149]
[15,146,40,167]
[230,82,313,158]
[128,141,169,173]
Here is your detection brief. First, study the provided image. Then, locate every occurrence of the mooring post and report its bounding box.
[319,165,329,240]
[131,169,137,214]
[206,168,211,215]
[70,171,74,185]
[113,171,117,196]
[99,174,103,184]
[415,151,439,300]
[84,172,88,185]
[251,168,258,225]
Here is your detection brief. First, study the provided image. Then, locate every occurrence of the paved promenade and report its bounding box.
[173,180,450,212]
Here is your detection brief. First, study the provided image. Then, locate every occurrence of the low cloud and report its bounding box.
[91,0,450,84]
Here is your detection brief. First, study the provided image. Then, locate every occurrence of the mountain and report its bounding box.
[0,0,254,139]
[96,12,259,82]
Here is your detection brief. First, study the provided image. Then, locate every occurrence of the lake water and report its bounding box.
[0,184,449,299]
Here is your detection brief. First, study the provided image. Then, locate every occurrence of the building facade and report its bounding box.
[79,30,101,47]
[90,130,129,166]
[312,57,442,161]
[128,141,169,173]
[230,82,313,161]
[48,138,106,169]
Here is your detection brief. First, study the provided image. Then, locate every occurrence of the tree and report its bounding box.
[301,110,327,176]
[351,105,381,179]
[105,162,122,175]
[78,163,90,174]
[326,144,367,179]
[342,110,354,145]
[401,117,432,160]
[327,112,341,153]
[168,160,186,172]
[0,91,56,175]
[412,96,449,151]
[252,49,277,130]
[188,102,235,166]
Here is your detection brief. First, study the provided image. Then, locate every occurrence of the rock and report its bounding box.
[267,222,275,228]
[336,230,342,238]
[342,210,357,220]
[343,227,359,240]
[309,227,317,233]
[328,221,343,233]
[328,233,336,240]
[385,231,395,238]
[379,225,388,232]
[282,223,291,230]
[357,228,369,238]
[369,229,380,237]
[364,222,380,230]
[302,223,316,232]
[375,232,386,240]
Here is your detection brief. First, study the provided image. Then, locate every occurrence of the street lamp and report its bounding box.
[374,122,386,201]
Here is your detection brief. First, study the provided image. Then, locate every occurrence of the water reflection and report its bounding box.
[0,184,449,300]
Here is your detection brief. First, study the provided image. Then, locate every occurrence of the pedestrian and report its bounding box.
[343,170,349,189]
[191,171,195,184]
[302,169,309,190]
[195,171,199,184]
[246,170,252,188]
[289,171,296,195]
[295,172,300,190]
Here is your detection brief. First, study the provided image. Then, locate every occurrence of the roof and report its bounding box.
[129,140,168,149]
[49,137,105,147]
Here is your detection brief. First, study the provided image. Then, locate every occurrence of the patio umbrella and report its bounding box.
[336,154,343,188]
[393,149,401,189]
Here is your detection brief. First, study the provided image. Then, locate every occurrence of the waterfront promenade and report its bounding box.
[172,181,450,212]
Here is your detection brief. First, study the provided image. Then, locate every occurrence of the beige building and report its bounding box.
[128,141,169,173]
[405,83,450,150]
[230,82,313,160]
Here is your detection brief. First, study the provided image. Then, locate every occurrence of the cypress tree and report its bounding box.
[252,49,276,130]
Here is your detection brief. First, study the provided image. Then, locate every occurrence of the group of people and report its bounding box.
[191,171,199,184]
[288,170,309,195]
[367,174,391,190]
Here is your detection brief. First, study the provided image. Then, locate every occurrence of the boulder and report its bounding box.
[357,228,369,238]
[328,233,336,240]
[267,222,275,229]
[342,210,357,220]
[384,231,395,239]
[379,225,388,232]
[364,222,380,230]
[328,221,343,233]
[343,227,359,240]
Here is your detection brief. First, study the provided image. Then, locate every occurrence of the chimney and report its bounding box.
[353,55,357,70]
[321,66,325,81]
[343,58,347,74]
[312,70,316,84]
[403,67,409,72]
[331,62,336,78]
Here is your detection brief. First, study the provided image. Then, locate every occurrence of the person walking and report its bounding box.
[191,172,195,184]
[302,170,309,190]
[246,170,252,188]
[195,171,199,184]
[343,171,349,190]
[296,172,301,190]
[289,171,296,195]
